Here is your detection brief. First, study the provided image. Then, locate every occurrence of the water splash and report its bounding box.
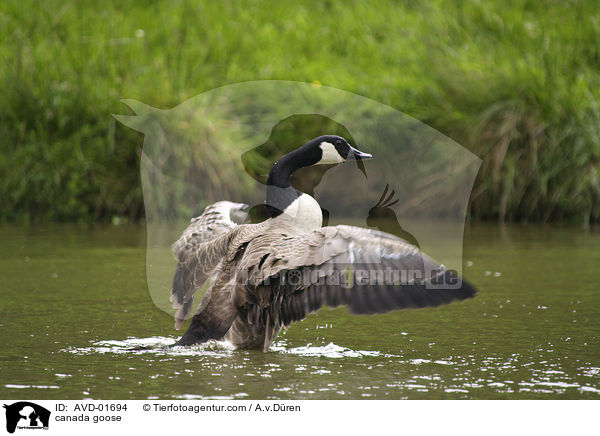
[270,342,385,358]
[65,337,386,359]
[63,336,235,357]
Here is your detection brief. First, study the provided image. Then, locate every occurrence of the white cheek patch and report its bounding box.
[318,142,345,164]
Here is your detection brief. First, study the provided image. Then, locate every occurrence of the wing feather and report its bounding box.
[170,201,248,329]
[238,225,476,326]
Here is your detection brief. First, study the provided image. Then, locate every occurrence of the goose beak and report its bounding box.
[349,147,372,161]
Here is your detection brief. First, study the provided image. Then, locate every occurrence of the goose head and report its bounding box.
[267,135,372,189]
[311,135,372,165]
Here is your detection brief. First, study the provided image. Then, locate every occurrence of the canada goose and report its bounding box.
[170,135,476,351]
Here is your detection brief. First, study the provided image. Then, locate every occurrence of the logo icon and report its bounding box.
[3,402,50,434]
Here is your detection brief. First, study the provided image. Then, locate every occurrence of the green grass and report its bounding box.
[1,0,599,224]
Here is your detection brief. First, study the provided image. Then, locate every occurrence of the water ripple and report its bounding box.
[58,337,600,398]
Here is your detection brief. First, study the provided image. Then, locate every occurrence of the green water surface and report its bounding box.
[0,224,598,399]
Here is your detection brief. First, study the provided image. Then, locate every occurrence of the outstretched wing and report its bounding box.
[238,225,476,331]
[170,201,248,329]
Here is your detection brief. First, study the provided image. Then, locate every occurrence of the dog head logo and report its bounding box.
[3,402,50,434]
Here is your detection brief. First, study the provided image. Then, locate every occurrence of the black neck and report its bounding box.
[267,147,315,188]
[265,147,315,216]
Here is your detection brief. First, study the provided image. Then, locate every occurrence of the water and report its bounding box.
[0,223,598,399]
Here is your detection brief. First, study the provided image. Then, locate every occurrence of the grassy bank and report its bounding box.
[1,0,599,224]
